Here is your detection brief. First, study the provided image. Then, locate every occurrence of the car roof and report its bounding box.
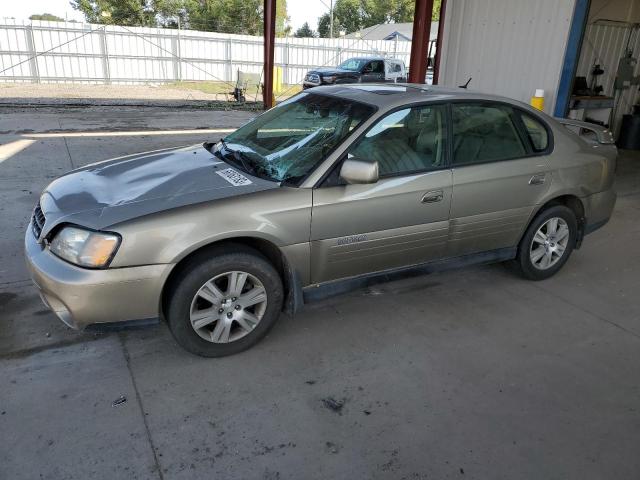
[308,83,536,112]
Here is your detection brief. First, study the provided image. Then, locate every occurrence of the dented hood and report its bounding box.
[38,144,279,236]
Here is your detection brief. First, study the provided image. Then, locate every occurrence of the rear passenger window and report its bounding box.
[452,103,526,165]
[520,113,549,152]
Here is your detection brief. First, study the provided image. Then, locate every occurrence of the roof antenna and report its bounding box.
[459,77,472,89]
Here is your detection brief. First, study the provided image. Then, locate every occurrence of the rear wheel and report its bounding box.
[511,205,577,280]
[166,247,283,357]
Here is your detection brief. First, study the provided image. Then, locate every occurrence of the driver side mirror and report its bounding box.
[339,158,379,184]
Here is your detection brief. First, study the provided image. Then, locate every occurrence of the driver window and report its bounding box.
[371,61,384,74]
[349,104,447,177]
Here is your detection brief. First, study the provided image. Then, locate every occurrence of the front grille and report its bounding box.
[305,73,320,84]
[32,202,45,239]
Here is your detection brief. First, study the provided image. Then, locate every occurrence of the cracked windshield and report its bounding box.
[221,93,375,183]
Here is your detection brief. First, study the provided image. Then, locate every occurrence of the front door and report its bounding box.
[310,104,452,283]
[361,60,385,83]
[447,102,553,257]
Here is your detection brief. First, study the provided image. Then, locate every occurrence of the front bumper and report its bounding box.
[25,225,172,330]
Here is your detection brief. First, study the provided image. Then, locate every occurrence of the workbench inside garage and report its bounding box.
[568,95,614,126]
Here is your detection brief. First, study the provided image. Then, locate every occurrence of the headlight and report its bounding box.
[49,226,121,268]
[323,75,336,83]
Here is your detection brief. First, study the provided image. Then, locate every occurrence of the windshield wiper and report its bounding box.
[217,139,279,183]
[216,138,255,175]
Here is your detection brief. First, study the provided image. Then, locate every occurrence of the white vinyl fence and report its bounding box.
[0,19,413,86]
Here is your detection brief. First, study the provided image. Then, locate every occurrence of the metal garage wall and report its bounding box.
[576,22,640,134]
[438,0,576,114]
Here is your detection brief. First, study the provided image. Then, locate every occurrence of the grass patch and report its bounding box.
[164,81,233,95]
[164,81,302,98]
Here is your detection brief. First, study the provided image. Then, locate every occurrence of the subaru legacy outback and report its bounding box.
[25,84,617,357]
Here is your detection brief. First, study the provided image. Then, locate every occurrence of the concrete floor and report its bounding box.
[1,106,639,480]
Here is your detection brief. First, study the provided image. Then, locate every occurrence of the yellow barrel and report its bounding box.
[530,89,545,111]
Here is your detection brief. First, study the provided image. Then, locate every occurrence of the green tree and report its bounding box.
[184,0,260,33]
[317,13,330,37]
[184,0,289,36]
[316,11,345,38]
[71,0,290,36]
[71,0,160,26]
[29,13,66,21]
[276,0,291,37]
[432,0,441,20]
[316,0,441,36]
[294,22,315,38]
[333,0,363,34]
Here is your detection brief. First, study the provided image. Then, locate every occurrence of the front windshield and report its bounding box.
[338,58,368,71]
[222,93,375,184]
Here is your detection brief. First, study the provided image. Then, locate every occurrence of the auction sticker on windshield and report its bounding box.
[216,168,253,186]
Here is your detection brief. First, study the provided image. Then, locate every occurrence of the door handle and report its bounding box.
[529,173,547,185]
[421,190,444,203]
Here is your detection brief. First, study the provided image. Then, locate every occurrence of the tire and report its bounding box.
[511,205,578,281]
[166,245,284,357]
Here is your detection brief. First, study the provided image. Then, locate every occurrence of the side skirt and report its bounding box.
[85,317,161,332]
[302,247,517,303]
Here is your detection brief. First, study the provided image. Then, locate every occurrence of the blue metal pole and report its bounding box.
[554,0,591,117]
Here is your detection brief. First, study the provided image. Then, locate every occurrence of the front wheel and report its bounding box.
[511,205,577,280]
[166,247,284,357]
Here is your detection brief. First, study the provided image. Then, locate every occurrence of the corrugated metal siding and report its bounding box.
[439,0,576,114]
[577,22,640,134]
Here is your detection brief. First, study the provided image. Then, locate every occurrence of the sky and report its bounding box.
[0,0,84,22]
[1,0,329,31]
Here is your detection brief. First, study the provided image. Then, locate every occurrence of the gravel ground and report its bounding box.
[0,82,248,101]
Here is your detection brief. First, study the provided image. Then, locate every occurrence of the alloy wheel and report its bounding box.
[529,217,570,270]
[189,271,267,343]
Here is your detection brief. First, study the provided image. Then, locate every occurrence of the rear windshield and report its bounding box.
[223,93,375,184]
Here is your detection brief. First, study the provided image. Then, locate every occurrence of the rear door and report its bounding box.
[448,102,553,257]
[310,104,452,283]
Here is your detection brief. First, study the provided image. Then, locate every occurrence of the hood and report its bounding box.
[38,145,279,237]
[308,68,355,76]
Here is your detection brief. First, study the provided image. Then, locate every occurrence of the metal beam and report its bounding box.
[554,0,591,117]
[408,0,435,84]
[263,0,277,109]
[432,0,447,85]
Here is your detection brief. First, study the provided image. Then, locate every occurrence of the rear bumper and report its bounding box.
[583,188,616,235]
[25,225,172,330]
